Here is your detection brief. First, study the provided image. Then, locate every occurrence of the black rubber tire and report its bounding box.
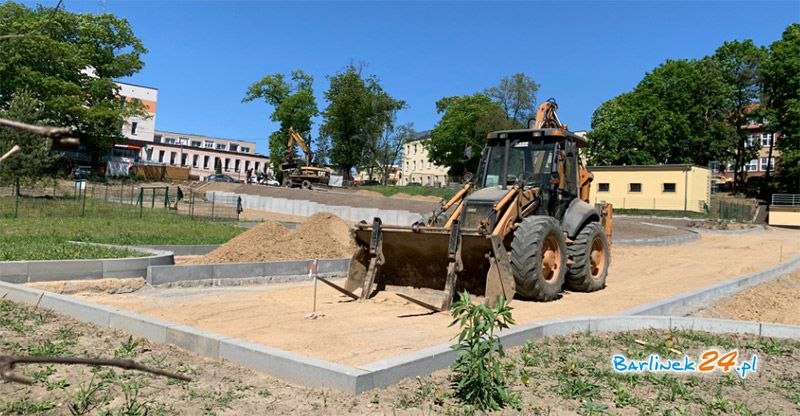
[565,222,610,292]
[301,180,312,190]
[510,217,567,301]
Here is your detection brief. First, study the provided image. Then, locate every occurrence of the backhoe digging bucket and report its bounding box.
[344,218,515,311]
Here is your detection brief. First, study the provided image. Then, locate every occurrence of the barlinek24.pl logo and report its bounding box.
[612,350,758,379]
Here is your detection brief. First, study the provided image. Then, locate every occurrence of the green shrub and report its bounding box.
[448,291,519,411]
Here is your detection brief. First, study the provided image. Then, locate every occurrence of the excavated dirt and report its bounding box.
[71,227,800,366]
[693,271,800,325]
[191,213,355,263]
[28,278,145,295]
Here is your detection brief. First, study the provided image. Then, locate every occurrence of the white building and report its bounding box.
[399,131,449,186]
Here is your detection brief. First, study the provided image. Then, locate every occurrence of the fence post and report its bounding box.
[130,182,135,205]
[165,186,169,208]
[190,191,195,220]
[151,188,156,208]
[14,177,20,218]
[81,184,87,217]
[211,192,215,220]
[120,182,124,204]
[139,188,144,219]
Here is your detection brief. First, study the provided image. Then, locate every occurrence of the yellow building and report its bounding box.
[587,164,711,213]
[400,131,449,186]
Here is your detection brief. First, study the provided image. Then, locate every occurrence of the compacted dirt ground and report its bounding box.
[69,227,800,366]
[2,298,799,415]
[693,271,800,325]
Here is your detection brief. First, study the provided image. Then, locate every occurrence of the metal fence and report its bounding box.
[772,194,800,207]
[0,179,240,221]
[712,199,755,222]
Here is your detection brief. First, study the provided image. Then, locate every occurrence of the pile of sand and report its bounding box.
[192,213,356,264]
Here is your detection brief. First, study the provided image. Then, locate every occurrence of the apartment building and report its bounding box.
[114,82,269,180]
[399,131,449,186]
[144,130,270,181]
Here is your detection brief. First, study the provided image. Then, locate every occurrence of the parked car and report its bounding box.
[265,179,280,186]
[206,174,240,183]
[70,165,92,179]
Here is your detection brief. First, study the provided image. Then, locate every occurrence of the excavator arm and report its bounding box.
[287,127,314,167]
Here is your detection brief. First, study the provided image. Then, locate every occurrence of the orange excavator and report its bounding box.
[332,99,612,311]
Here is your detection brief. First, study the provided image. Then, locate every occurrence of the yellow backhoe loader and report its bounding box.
[340,99,613,311]
[281,127,332,189]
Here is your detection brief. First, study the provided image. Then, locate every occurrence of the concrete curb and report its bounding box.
[615,232,700,246]
[622,255,800,316]
[131,244,220,256]
[2,277,798,394]
[688,225,764,235]
[0,243,174,283]
[146,258,349,285]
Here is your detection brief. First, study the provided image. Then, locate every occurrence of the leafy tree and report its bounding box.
[588,59,731,167]
[364,116,414,185]
[761,23,800,193]
[712,40,767,192]
[485,73,540,126]
[0,2,147,165]
[243,70,318,174]
[320,65,405,179]
[0,92,57,181]
[427,94,513,175]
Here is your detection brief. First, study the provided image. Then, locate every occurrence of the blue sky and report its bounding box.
[23,1,800,155]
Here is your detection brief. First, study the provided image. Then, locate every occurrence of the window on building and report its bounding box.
[191,141,201,148]
[761,133,773,147]
[629,183,642,193]
[745,159,758,171]
[154,135,162,143]
[255,162,260,172]
[760,157,775,171]
[412,161,416,170]
[217,144,226,151]
[164,137,176,145]
[131,122,138,135]
[203,155,210,169]
[170,152,177,165]
[663,183,676,193]
[245,160,250,172]
[235,159,241,172]
[158,150,165,163]
[192,154,199,167]
[240,147,250,153]
[179,138,189,146]
[181,153,188,166]
[229,144,238,152]
[427,161,431,169]
[204,140,214,148]
[414,144,418,154]
[598,183,610,192]
[224,158,230,170]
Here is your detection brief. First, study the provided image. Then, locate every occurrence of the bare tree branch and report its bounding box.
[0,117,74,139]
[0,355,192,385]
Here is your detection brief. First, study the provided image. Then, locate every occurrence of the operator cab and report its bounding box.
[465,128,586,225]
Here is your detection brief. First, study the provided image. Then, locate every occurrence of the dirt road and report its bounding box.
[73,227,799,367]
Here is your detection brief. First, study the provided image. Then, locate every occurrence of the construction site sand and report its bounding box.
[190,213,356,263]
[73,227,799,367]
[693,270,800,325]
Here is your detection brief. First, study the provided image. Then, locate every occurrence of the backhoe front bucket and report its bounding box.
[344,218,515,311]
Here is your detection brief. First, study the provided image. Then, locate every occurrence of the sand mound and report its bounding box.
[193,213,355,264]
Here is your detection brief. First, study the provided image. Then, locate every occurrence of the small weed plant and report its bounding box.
[448,291,518,411]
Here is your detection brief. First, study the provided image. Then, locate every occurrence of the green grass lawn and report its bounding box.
[0,198,245,261]
[358,184,457,200]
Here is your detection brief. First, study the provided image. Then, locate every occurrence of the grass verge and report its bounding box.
[0,198,244,261]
